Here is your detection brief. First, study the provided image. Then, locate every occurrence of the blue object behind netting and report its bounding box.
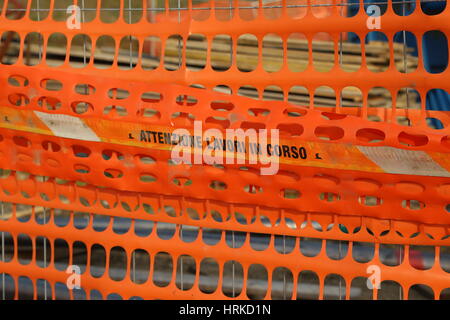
[346,0,449,129]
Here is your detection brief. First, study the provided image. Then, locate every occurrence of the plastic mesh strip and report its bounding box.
[1,200,450,300]
[1,65,449,152]
[1,0,450,300]
[2,126,450,224]
[1,168,450,246]
[0,1,449,128]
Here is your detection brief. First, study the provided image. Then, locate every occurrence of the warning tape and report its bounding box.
[1,106,450,178]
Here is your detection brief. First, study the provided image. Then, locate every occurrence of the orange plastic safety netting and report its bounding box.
[0,0,450,300]
[1,197,450,300]
[1,65,450,224]
[0,0,449,126]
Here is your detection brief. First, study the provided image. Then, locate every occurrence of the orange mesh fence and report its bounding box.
[1,165,450,245]
[1,126,450,225]
[0,1,450,124]
[0,66,450,224]
[0,0,450,300]
[1,185,450,300]
[1,64,449,154]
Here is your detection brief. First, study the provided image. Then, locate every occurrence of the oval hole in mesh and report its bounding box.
[153,251,173,287]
